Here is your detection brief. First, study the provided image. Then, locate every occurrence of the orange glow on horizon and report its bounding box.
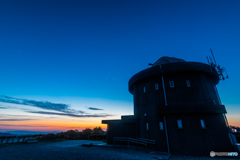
[1,116,239,132]
[228,118,240,127]
[0,118,108,132]
[0,125,107,131]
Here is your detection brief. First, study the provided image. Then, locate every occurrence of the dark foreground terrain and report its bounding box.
[0,142,239,160]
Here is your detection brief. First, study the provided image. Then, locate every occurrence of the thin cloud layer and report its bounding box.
[86,106,103,110]
[0,95,85,114]
[0,95,114,119]
[0,124,53,127]
[27,111,112,118]
[0,119,35,121]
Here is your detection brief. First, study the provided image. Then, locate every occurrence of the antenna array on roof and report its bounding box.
[207,49,229,80]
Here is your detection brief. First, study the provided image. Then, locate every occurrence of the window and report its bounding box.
[213,100,216,105]
[159,122,164,130]
[155,83,159,90]
[186,80,191,87]
[177,119,183,129]
[146,123,149,131]
[169,81,174,88]
[200,119,206,129]
[143,87,146,93]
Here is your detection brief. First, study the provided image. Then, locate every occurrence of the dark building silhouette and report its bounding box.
[102,56,237,156]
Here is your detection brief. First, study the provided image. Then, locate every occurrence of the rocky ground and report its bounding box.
[0,142,239,160]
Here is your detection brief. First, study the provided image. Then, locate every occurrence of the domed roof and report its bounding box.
[153,56,186,66]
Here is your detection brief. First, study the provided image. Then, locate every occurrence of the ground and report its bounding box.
[0,140,239,160]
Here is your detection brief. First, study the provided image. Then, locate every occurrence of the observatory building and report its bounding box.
[102,56,237,155]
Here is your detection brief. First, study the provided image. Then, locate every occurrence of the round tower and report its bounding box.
[128,56,234,155]
[103,56,235,156]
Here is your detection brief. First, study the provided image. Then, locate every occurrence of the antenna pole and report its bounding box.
[207,49,228,81]
[209,56,213,64]
[210,48,217,65]
[206,56,210,63]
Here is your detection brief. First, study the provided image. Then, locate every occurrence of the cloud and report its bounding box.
[0,104,12,109]
[0,95,85,114]
[0,95,113,118]
[85,106,103,110]
[0,119,35,121]
[0,124,53,127]
[0,114,55,119]
[27,111,112,118]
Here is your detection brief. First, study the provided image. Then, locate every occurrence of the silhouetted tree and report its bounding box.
[92,127,103,135]
[82,128,92,139]
[65,130,81,140]
[45,133,57,140]
[82,128,92,135]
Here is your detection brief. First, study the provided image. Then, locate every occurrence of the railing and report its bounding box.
[113,137,155,149]
[0,135,44,144]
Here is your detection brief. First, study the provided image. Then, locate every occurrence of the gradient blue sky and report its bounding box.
[0,0,240,133]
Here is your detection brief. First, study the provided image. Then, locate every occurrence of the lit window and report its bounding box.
[186,80,191,87]
[146,123,149,130]
[200,119,206,129]
[213,100,216,105]
[155,83,159,90]
[143,87,146,93]
[177,119,183,129]
[169,81,174,88]
[159,122,164,130]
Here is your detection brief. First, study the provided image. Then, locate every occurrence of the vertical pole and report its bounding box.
[164,116,170,153]
[210,48,217,65]
[223,114,229,127]
[214,86,222,105]
[136,139,138,150]
[162,76,167,106]
[223,114,234,145]
[206,56,210,64]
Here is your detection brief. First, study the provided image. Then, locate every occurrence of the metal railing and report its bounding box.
[113,137,155,149]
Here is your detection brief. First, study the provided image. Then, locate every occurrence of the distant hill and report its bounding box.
[0,130,59,135]
[0,132,16,136]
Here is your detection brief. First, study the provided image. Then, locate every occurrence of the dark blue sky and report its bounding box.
[0,0,240,131]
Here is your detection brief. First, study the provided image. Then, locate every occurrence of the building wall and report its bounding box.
[103,61,234,156]
[165,113,233,155]
[134,72,220,110]
[130,65,233,155]
[106,123,136,144]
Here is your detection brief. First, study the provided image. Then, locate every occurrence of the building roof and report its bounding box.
[153,56,186,66]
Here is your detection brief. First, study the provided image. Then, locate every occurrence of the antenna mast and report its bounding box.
[207,49,229,80]
[210,48,217,65]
